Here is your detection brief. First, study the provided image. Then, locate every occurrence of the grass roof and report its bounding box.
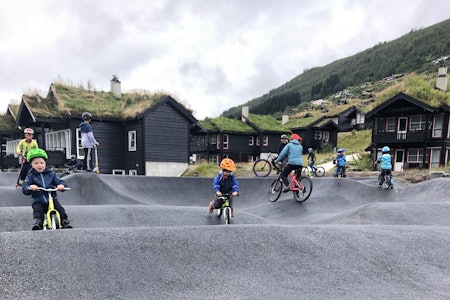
[247,113,291,132]
[284,116,319,128]
[0,113,17,131]
[24,83,172,119]
[205,117,257,133]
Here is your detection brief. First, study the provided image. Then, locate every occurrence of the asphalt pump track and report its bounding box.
[0,173,449,299]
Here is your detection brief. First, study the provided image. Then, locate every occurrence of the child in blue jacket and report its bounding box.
[208,158,239,217]
[22,148,71,230]
[333,148,347,178]
[376,146,393,187]
[275,133,304,192]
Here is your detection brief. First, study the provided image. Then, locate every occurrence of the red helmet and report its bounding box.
[24,128,34,134]
[290,133,302,142]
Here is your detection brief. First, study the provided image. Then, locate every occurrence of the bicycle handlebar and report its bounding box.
[37,187,71,192]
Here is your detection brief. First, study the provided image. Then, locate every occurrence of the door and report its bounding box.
[430,149,440,169]
[395,149,404,171]
[397,117,407,140]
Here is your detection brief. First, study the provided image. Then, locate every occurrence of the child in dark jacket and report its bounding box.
[208,158,239,217]
[22,148,71,230]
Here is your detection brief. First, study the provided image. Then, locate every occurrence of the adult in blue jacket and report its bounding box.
[275,133,304,192]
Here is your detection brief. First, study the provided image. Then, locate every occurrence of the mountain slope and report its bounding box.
[222,18,450,118]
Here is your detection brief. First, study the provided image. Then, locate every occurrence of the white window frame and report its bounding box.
[410,115,426,131]
[76,128,83,158]
[209,134,217,145]
[128,130,137,151]
[248,136,254,146]
[6,140,21,156]
[223,134,229,149]
[432,115,443,138]
[407,149,424,163]
[46,129,71,159]
[386,118,396,132]
[256,136,260,146]
[263,136,268,146]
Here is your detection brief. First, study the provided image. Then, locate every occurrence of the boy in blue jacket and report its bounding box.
[275,133,304,192]
[208,158,239,217]
[22,148,71,230]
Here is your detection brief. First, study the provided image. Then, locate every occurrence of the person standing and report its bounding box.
[79,112,99,171]
[16,128,39,187]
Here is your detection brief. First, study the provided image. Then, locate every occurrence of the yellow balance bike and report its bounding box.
[37,187,71,230]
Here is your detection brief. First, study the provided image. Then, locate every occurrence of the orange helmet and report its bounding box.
[220,158,236,171]
[290,133,302,142]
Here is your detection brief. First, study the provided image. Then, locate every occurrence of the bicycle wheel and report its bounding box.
[268,179,282,202]
[253,159,272,177]
[224,207,231,224]
[293,176,313,203]
[314,166,325,177]
[50,213,60,230]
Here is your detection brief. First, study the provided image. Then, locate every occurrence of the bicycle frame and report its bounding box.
[37,187,70,230]
[217,194,232,224]
[268,168,313,203]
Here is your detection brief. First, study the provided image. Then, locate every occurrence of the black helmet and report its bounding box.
[82,112,92,121]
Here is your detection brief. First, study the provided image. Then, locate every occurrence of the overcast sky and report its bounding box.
[1,0,449,119]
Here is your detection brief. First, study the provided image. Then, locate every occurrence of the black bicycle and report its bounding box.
[253,152,282,177]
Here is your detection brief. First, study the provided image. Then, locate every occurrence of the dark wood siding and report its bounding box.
[90,121,125,173]
[145,104,190,163]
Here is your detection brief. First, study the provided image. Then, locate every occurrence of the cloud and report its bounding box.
[0,0,449,119]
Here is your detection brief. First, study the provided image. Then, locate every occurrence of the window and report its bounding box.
[386,118,396,132]
[407,149,424,162]
[263,136,268,146]
[128,130,136,151]
[46,129,71,158]
[6,140,20,156]
[248,136,254,146]
[433,115,443,138]
[314,130,329,141]
[410,115,426,131]
[208,155,218,164]
[223,134,229,149]
[209,134,217,145]
[256,136,260,146]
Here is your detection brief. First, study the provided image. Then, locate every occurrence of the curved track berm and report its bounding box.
[0,173,449,299]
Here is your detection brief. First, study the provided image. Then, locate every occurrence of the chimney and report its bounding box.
[282,114,289,125]
[110,75,121,98]
[436,64,448,92]
[241,106,249,122]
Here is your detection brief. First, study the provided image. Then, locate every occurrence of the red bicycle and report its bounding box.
[268,167,313,203]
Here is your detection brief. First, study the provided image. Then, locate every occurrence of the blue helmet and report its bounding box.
[337,148,346,153]
[308,148,313,153]
[382,146,390,153]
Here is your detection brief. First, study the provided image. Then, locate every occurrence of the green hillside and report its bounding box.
[222,18,450,119]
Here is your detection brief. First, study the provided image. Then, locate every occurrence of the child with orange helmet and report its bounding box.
[274,133,304,192]
[208,158,239,217]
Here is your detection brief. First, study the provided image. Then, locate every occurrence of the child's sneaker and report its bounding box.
[32,223,42,230]
[282,187,290,193]
[61,220,73,229]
